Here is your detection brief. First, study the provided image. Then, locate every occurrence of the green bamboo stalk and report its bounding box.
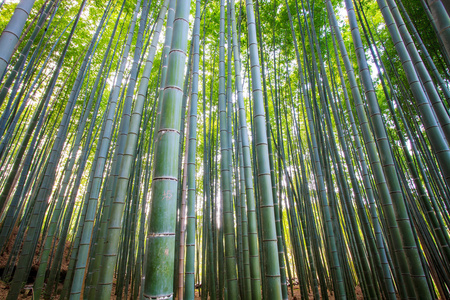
[358,3,450,269]
[69,2,142,297]
[385,0,450,145]
[426,0,450,59]
[143,0,192,298]
[304,4,376,296]
[32,5,116,298]
[396,0,450,106]
[0,0,36,80]
[284,1,347,297]
[94,2,170,298]
[153,0,177,140]
[184,0,201,298]
[0,0,56,113]
[254,0,288,297]
[325,7,396,297]
[218,0,240,297]
[228,1,262,298]
[6,2,90,298]
[348,0,432,297]
[244,1,284,293]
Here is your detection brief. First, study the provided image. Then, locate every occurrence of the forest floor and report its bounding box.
[0,227,69,299]
[0,283,362,300]
[0,269,364,299]
[0,229,364,299]
[193,285,363,299]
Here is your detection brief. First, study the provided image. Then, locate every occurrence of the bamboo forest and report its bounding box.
[1,0,450,299]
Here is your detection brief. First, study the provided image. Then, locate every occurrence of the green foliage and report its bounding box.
[0,0,449,299]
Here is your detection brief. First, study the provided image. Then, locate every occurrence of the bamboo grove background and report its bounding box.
[0,0,449,299]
